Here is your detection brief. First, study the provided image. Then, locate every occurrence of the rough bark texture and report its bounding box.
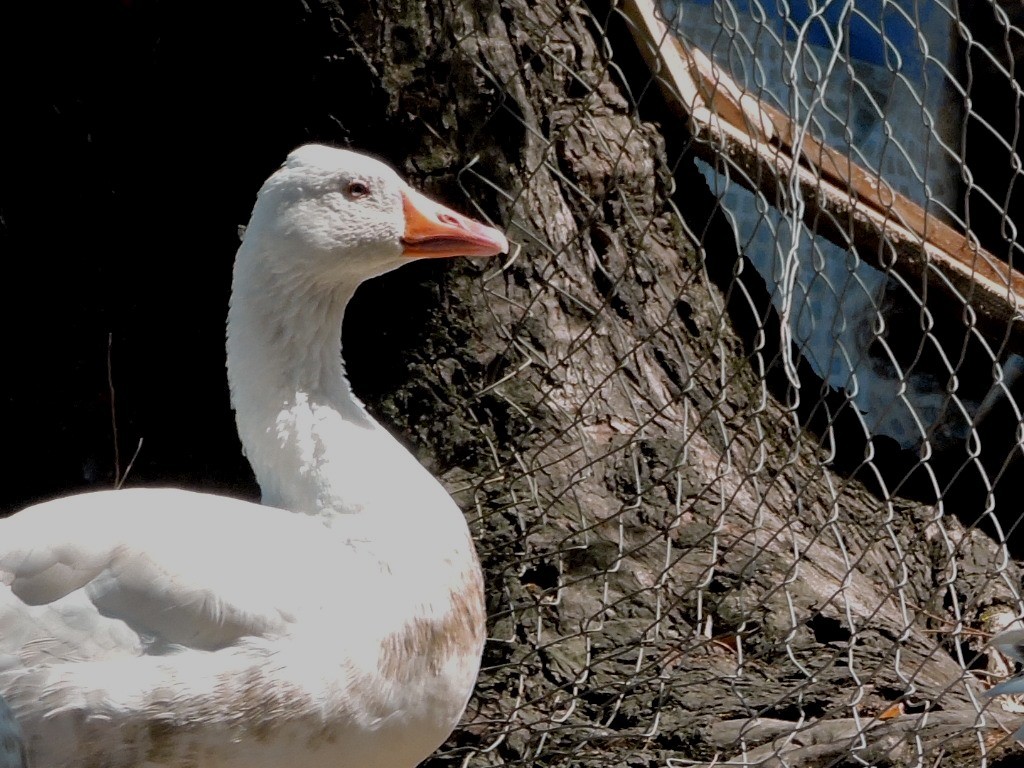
[2,1,1023,767]
[339,3,1024,765]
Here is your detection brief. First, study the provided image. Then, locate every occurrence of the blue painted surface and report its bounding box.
[669,0,936,77]
[787,0,930,74]
[663,0,971,446]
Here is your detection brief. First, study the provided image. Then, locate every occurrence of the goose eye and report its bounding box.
[346,181,370,199]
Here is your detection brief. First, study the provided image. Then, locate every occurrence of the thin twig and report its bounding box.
[107,333,121,486]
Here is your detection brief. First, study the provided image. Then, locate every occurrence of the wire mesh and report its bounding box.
[424,0,1024,766]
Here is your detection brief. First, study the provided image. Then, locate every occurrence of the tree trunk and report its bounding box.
[342,2,1024,765]
[1,1,1021,766]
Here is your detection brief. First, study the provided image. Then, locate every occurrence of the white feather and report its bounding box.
[0,146,503,767]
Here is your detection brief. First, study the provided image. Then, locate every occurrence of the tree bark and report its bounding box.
[341,2,1024,765]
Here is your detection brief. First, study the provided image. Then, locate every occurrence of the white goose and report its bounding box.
[0,145,507,768]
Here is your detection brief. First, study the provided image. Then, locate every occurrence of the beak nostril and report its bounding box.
[402,187,506,257]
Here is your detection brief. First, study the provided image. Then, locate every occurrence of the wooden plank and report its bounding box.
[617,0,1024,351]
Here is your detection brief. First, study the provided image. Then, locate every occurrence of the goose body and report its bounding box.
[0,145,507,767]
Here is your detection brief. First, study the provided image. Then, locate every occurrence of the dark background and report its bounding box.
[0,0,481,510]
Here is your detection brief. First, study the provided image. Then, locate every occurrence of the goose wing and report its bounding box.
[0,487,346,664]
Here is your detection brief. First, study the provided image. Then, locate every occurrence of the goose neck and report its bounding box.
[226,259,394,515]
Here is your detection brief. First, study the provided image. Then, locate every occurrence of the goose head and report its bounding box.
[227,145,508,514]
[237,144,509,288]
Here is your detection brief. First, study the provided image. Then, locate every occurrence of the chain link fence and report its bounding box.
[424,1,1024,765]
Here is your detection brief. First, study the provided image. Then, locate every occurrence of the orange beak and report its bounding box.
[400,186,509,259]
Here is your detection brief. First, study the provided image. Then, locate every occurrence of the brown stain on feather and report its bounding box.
[378,556,486,683]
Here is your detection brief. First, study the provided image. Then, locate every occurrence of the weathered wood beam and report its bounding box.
[618,0,1024,354]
